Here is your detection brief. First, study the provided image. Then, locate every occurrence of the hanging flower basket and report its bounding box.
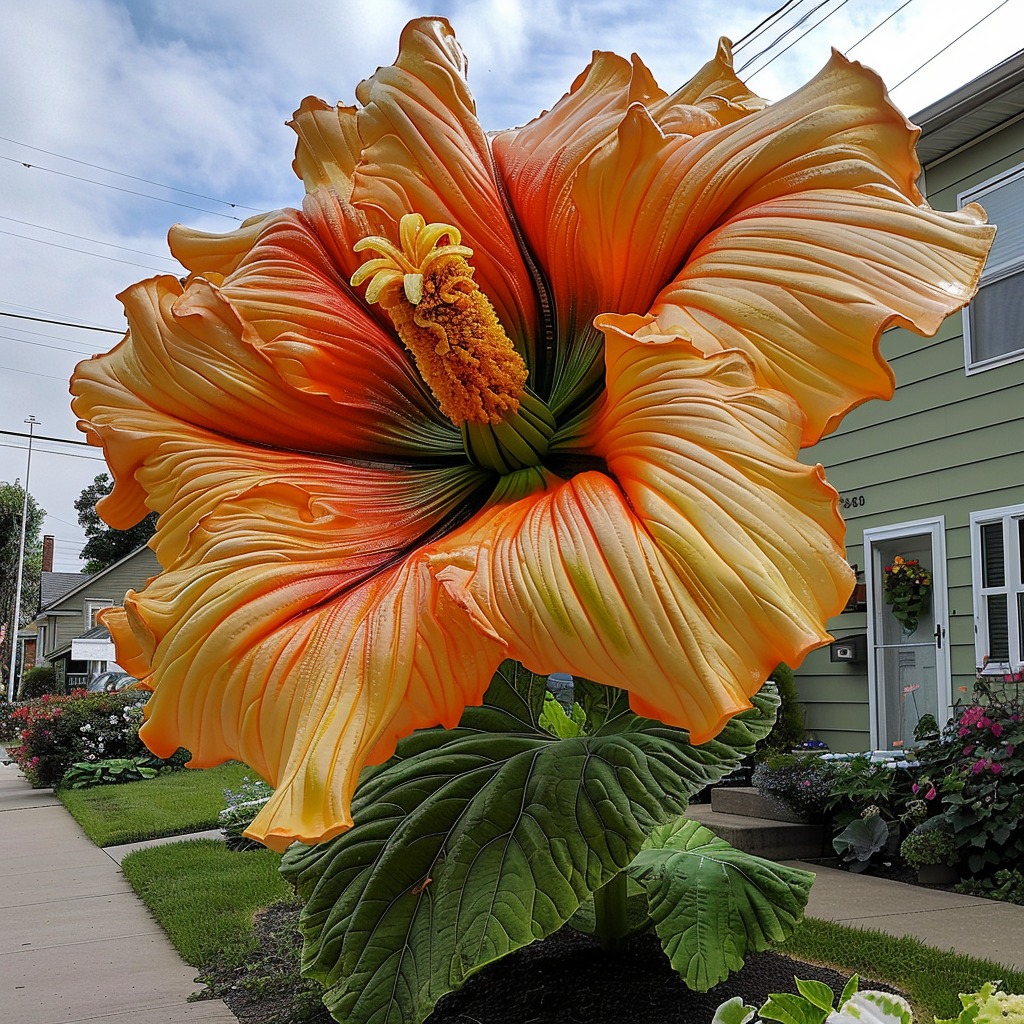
[883,556,932,634]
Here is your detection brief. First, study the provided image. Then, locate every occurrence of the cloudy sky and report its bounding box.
[1,0,1020,572]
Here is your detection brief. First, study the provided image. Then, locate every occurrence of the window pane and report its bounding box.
[973,173,1024,270]
[1019,518,1024,582]
[982,522,1005,587]
[987,594,1010,661]
[970,274,1024,364]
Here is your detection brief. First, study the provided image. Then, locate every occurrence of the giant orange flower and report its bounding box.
[70,19,992,851]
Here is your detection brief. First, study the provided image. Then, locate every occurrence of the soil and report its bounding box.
[203,900,901,1024]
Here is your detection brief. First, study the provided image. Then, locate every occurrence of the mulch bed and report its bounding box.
[207,901,900,1024]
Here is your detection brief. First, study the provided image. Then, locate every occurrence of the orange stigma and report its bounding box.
[352,214,528,427]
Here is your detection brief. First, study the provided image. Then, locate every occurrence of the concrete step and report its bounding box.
[710,785,805,823]
[687,803,826,860]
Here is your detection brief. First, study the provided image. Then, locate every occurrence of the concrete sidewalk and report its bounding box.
[787,860,1024,972]
[0,756,236,1024]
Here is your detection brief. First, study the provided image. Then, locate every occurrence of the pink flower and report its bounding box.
[977,717,992,730]
[972,759,988,774]
[1007,744,1016,757]
[924,783,937,800]
[991,762,1003,774]
[963,744,975,756]
[991,721,1003,738]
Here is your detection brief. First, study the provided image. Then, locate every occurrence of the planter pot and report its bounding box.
[916,863,958,885]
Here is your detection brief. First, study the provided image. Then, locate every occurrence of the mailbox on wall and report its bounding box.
[829,633,867,664]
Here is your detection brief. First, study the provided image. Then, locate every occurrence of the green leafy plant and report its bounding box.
[62,756,160,789]
[833,813,891,873]
[281,664,813,1024]
[220,776,275,852]
[900,817,957,869]
[955,869,1024,907]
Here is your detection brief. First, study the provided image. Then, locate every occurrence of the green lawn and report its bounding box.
[779,916,1024,1019]
[57,761,255,846]
[120,839,289,967]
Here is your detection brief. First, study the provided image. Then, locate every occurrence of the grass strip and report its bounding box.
[778,916,1024,1019]
[120,839,289,967]
[57,762,254,846]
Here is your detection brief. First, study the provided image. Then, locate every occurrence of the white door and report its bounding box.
[864,518,951,749]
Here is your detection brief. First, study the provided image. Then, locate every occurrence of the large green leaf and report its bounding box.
[629,817,814,992]
[282,674,780,1024]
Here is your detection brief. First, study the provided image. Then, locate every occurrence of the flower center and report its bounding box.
[353,214,555,473]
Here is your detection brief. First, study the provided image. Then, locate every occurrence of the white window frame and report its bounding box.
[84,599,113,630]
[960,161,1024,375]
[969,503,1024,673]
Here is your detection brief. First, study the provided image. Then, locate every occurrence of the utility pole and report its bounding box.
[7,415,38,702]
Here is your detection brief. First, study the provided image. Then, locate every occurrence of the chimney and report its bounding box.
[42,535,54,573]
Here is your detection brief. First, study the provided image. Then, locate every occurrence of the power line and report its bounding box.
[0,312,123,335]
[0,362,74,381]
[0,428,92,447]
[734,0,806,51]
[738,0,837,71]
[0,154,243,222]
[742,0,855,75]
[0,321,99,349]
[0,440,106,462]
[0,215,178,264]
[0,228,172,274]
[0,135,260,212]
[889,0,1013,91]
[845,0,917,55]
[0,332,101,358]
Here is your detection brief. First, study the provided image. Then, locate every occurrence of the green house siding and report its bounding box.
[792,83,1024,752]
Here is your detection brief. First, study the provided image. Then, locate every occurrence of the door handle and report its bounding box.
[935,625,945,650]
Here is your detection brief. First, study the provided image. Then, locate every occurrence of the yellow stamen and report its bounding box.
[352,214,528,426]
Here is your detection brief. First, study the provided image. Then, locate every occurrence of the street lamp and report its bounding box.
[7,415,38,703]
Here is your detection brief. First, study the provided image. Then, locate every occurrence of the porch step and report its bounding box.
[686,803,825,860]
[710,786,806,823]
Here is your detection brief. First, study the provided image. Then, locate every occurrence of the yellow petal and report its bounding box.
[437,315,852,742]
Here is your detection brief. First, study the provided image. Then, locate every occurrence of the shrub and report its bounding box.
[5,690,178,788]
[763,662,806,754]
[900,816,957,869]
[824,754,922,833]
[955,868,1024,906]
[17,665,57,700]
[937,689,1024,878]
[0,699,20,741]
[751,752,835,820]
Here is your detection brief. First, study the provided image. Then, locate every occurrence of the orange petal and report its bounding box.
[98,430,495,848]
[70,273,458,524]
[437,315,852,743]
[169,209,458,452]
[348,18,539,365]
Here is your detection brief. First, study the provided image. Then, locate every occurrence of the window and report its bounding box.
[970,504,1024,670]
[85,600,113,629]
[960,163,1024,373]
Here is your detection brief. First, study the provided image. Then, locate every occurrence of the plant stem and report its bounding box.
[593,871,629,951]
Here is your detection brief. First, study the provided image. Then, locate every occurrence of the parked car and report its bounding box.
[85,670,138,693]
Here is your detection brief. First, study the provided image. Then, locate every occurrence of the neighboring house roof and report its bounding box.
[914,48,1024,165]
[40,571,87,610]
[40,544,157,612]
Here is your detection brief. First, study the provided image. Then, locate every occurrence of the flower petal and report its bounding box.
[347,18,540,366]
[437,315,851,742]
[652,189,992,442]
[169,209,459,453]
[101,430,497,849]
[561,50,991,443]
[71,273,458,524]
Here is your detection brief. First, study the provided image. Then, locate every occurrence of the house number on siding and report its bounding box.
[840,494,866,510]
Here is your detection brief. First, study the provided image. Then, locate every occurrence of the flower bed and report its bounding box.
[5,689,174,788]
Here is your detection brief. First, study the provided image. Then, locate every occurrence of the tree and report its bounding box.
[0,481,45,685]
[75,473,157,574]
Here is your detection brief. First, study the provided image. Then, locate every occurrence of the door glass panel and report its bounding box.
[877,535,935,645]
[876,644,939,748]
